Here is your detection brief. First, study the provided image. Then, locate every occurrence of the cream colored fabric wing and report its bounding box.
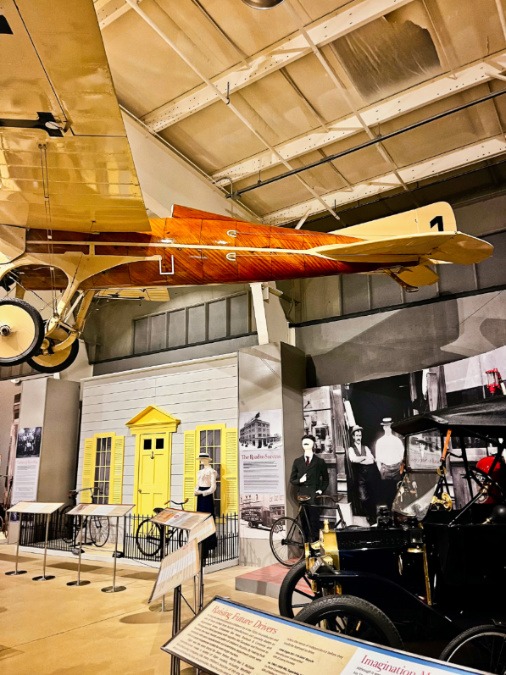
[0,0,148,232]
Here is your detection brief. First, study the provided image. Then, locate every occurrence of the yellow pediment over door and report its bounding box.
[126,405,180,434]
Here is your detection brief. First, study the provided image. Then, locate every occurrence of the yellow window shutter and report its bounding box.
[81,438,96,503]
[183,431,197,511]
[223,428,238,515]
[110,435,125,504]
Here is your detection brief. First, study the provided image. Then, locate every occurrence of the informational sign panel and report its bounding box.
[239,410,285,539]
[149,540,200,604]
[67,504,134,517]
[188,516,216,544]
[151,508,210,531]
[163,598,476,675]
[11,427,42,503]
[8,501,64,515]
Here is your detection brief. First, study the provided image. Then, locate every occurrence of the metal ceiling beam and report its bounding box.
[231,87,506,197]
[94,0,133,29]
[123,0,341,223]
[213,52,506,184]
[142,0,412,131]
[263,135,506,224]
[495,0,506,42]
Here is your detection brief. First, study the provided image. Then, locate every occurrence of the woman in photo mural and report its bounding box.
[347,425,379,524]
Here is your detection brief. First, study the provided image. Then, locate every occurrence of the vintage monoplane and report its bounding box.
[0,1,493,373]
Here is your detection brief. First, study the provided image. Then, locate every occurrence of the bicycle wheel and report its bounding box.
[270,517,305,567]
[440,625,506,674]
[296,595,403,649]
[60,505,76,544]
[136,518,163,557]
[88,516,110,547]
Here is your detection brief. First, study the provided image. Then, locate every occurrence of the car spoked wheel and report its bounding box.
[440,625,506,674]
[295,595,403,649]
[279,559,321,618]
[0,298,44,366]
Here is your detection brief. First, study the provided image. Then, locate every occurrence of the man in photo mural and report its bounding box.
[290,435,329,541]
[347,425,378,525]
[375,417,404,506]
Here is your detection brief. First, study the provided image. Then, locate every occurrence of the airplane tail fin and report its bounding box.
[328,202,457,239]
[317,202,493,290]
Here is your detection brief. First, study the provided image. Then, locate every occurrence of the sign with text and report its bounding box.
[151,508,210,531]
[9,501,64,515]
[11,427,42,503]
[188,515,216,544]
[67,503,134,517]
[163,598,477,675]
[149,540,200,604]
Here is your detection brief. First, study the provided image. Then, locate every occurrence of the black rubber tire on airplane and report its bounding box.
[27,339,79,373]
[0,298,44,366]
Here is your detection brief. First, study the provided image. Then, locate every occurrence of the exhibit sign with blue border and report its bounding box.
[162,597,484,675]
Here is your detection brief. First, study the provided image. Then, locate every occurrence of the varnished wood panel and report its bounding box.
[202,249,238,283]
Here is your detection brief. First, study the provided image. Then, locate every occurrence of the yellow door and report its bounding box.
[136,433,169,515]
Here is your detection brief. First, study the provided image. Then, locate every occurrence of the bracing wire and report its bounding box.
[39,142,59,316]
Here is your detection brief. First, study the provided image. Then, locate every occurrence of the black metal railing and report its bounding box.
[19,509,239,567]
[122,512,239,566]
[19,510,92,552]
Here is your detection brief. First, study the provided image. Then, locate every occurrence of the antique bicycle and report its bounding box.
[269,493,348,566]
[135,498,188,557]
[60,487,110,547]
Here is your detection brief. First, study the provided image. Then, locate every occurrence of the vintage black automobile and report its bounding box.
[278,398,506,672]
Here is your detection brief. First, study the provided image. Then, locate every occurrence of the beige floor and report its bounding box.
[0,545,278,675]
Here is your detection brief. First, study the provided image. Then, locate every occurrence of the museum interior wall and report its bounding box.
[84,283,257,371]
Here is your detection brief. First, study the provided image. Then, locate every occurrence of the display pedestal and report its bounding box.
[102,516,126,593]
[64,504,133,591]
[147,508,215,673]
[33,512,55,581]
[6,502,63,580]
[67,516,90,587]
[5,513,27,576]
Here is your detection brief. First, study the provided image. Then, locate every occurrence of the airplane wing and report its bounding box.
[96,288,170,301]
[0,0,149,233]
[312,231,493,265]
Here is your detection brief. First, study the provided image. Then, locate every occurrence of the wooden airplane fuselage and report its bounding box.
[19,216,394,292]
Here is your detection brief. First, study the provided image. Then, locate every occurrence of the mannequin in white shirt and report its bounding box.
[193,451,218,559]
[194,453,217,498]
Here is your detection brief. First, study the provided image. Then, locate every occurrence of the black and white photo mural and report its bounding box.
[303,344,506,526]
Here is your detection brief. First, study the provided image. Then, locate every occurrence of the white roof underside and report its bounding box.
[93,0,506,227]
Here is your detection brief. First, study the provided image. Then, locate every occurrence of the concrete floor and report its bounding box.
[0,545,278,675]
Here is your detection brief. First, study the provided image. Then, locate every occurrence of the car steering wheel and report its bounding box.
[468,466,505,503]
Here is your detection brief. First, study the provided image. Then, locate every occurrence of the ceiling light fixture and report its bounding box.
[241,0,286,9]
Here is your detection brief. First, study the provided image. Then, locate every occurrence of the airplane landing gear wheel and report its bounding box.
[0,298,44,366]
[27,338,79,373]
